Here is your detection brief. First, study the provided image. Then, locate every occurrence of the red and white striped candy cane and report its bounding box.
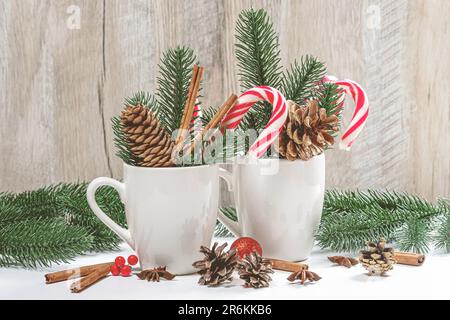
[220,86,288,159]
[324,76,369,151]
[189,99,202,136]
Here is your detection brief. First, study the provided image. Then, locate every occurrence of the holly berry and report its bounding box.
[127,254,139,266]
[114,256,126,268]
[230,237,263,259]
[110,264,120,276]
[120,265,132,277]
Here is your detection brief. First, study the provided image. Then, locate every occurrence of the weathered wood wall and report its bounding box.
[0,0,449,201]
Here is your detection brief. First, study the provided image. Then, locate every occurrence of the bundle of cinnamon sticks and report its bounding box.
[45,262,113,293]
[173,64,238,159]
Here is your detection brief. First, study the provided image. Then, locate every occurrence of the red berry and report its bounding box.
[230,237,263,259]
[110,264,120,276]
[121,265,132,277]
[127,254,139,266]
[115,256,126,267]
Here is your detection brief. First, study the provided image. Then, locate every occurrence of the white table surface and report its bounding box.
[1,238,449,300]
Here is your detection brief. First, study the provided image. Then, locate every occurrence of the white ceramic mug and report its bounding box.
[87,164,230,274]
[218,154,325,261]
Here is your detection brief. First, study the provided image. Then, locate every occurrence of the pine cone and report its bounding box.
[192,242,238,286]
[237,252,274,288]
[277,100,339,161]
[121,104,174,167]
[359,237,396,275]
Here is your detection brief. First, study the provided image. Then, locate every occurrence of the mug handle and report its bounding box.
[218,168,242,237]
[86,177,135,249]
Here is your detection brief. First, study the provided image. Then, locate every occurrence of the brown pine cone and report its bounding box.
[277,100,339,161]
[121,104,174,167]
[359,237,396,275]
[237,252,274,288]
[192,242,238,286]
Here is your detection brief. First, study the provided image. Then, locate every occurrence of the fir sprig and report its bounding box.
[395,218,432,254]
[112,115,140,166]
[235,8,283,133]
[155,46,198,134]
[0,183,126,267]
[215,190,449,253]
[215,207,237,237]
[235,8,282,91]
[282,56,326,104]
[316,82,342,118]
[124,91,157,111]
[434,199,450,252]
[113,91,160,166]
[0,219,94,268]
[112,47,198,165]
[0,187,61,224]
[234,8,341,141]
[58,183,126,251]
[317,190,447,253]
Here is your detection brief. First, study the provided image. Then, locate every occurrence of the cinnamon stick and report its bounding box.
[70,265,111,293]
[267,258,309,272]
[45,262,114,284]
[174,65,204,148]
[187,93,238,155]
[394,251,425,266]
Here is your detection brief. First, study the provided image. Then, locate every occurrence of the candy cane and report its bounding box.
[324,76,369,151]
[189,99,202,136]
[220,86,288,159]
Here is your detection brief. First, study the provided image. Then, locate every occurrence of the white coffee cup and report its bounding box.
[87,164,230,274]
[218,154,325,261]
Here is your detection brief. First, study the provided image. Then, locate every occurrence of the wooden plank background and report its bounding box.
[0,0,448,202]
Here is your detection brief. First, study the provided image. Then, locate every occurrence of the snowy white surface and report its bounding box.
[1,239,449,300]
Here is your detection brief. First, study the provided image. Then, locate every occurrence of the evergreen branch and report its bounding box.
[235,8,282,91]
[203,129,249,164]
[316,82,342,117]
[318,190,445,252]
[434,199,450,252]
[0,218,94,268]
[0,186,61,224]
[155,46,198,134]
[125,91,157,111]
[57,183,126,252]
[200,106,217,127]
[395,218,432,254]
[314,82,343,145]
[112,115,139,166]
[235,8,282,132]
[112,92,158,165]
[281,56,326,104]
[0,183,127,260]
[215,207,238,238]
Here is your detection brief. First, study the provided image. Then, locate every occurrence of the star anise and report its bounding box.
[137,266,175,282]
[328,256,359,268]
[287,269,321,285]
